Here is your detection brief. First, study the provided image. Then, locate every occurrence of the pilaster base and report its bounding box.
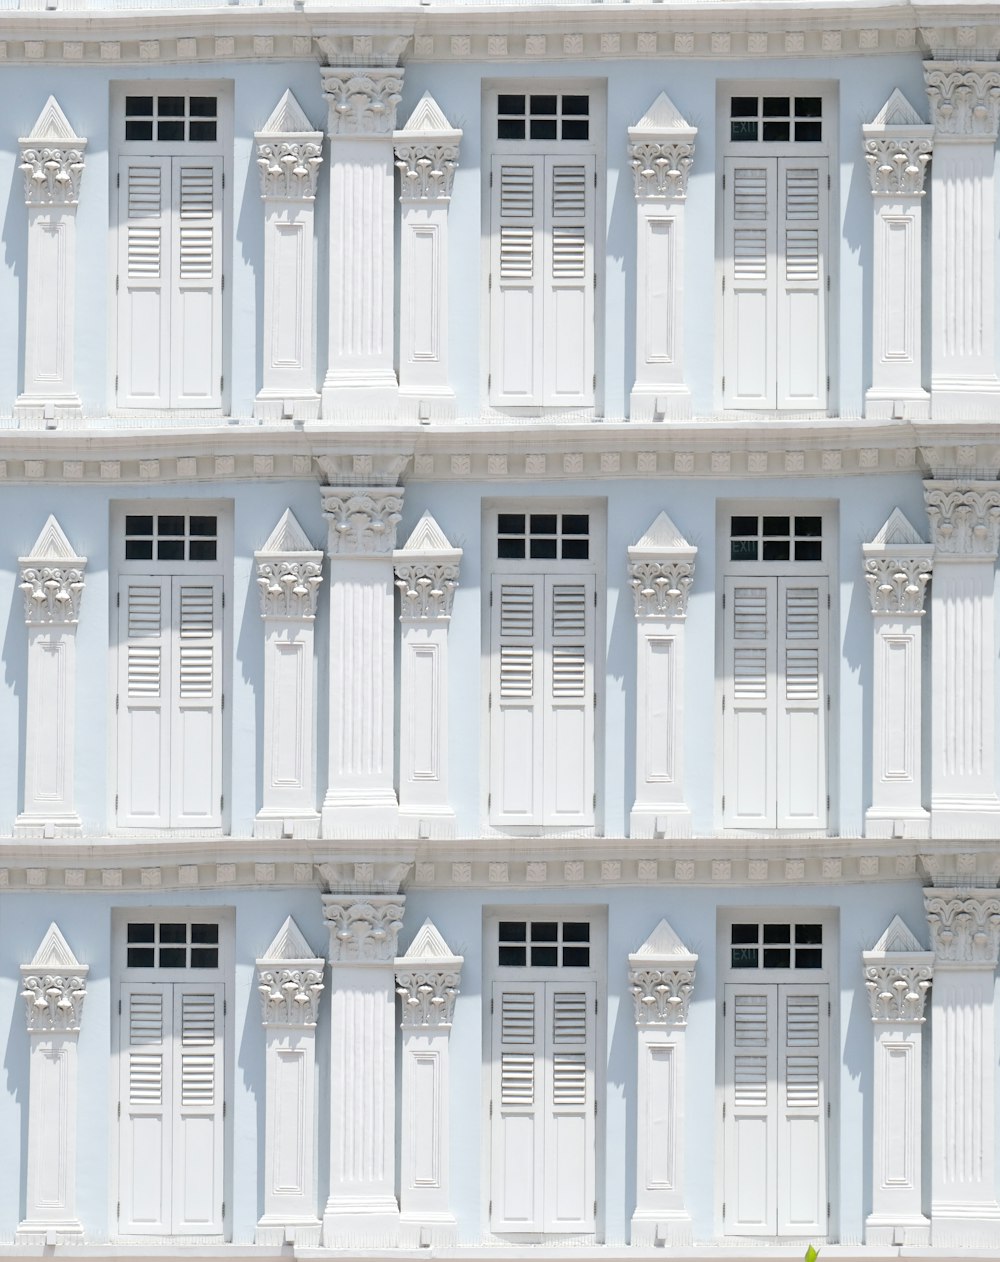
[629,386,692,422]
[866,1214,930,1247]
[399,1213,457,1248]
[630,1210,693,1246]
[397,806,456,840]
[255,1216,322,1246]
[13,396,84,427]
[13,813,83,840]
[931,1204,1000,1248]
[320,373,399,423]
[398,389,456,422]
[930,377,1000,421]
[864,388,930,422]
[865,808,930,840]
[254,809,321,841]
[254,391,321,423]
[16,1220,84,1245]
[321,790,398,839]
[323,1198,399,1248]
[629,806,693,838]
[931,795,1000,839]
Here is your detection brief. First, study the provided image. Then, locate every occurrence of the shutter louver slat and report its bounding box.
[542,157,594,406]
[178,586,215,700]
[552,1055,587,1106]
[130,992,165,1042]
[734,230,768,282]
[500,166,535,217]
[777,159,827,409]
[491,577,543,823]
[724,578,777,827]
[501,1054,535,1105]
[118,158,171,407]
[724,985,777,1234]
[129,1055,164,1105]
[551,648,586,699]
[500,227,533,280]
[785,650,820,700]
[492,158,543,405]
[171,985,224,1235]
[777,985,828,1236]
[785,1057,820,1107]
[552,992,587,1042]
[550,165,587,217]
[551,228,586,279]
[170,578,222,828]
[777,579,827,828]
[501,585,535,636]
[551,585,586,636]
[724,160,777,407]
[734,587,768,637]
[734,649,767,700]
[500,647,533,698]
[501,991,536,1043]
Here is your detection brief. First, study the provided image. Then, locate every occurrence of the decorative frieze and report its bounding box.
[924,481,1000,557]
[924,62,1000,139]
[323,895,405,963]
[925,892,1000,965]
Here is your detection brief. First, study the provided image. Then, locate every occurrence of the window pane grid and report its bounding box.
[730,95,822,144]
[497,512,590,561]
[497,92,590,142]
[126,921,220,969]
[125,94,218,143]
[498,920,591,967]
[730,922,823,969]
[729,514,823,563]
[125,513,218,562]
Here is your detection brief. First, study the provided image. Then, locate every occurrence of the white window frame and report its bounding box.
[714,80,838,417]
[715,499,838,835]
[481,905,606,1243]
[107,79,233,418]
[481,498,606,836]
[109,906,234,1243]
[481,79,606,418]
[107,499,232,834]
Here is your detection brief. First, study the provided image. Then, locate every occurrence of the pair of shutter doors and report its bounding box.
[118,576,223,829]
[491,981,597,1234]
[119,983,224,1236]
[723,576,828,829]
[490,574,596,827]
[723,983,829,1238]
[118,156,223,409]
[491,155,596,408]
[723,157,828,410]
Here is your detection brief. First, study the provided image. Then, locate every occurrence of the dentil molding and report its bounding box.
[923,480,1000,557]
[323,894,406,963]
[322,487,404,555]
[924,62,1000,139]
[925,891,1000,965]
[320,68,404,136]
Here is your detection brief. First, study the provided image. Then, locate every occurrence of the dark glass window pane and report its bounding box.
[796,948,823,969]
[796,121,822,142]
[531,922,558,941]
[730,121,758,142]
[562,95,589,115]
[498,513,525,534]
[795,516,822,536]
[190,516,217,536]
[762,947,791,968]
[562,514,589,534]
[762,540,790,561]
[731,515,757,536]
[530,119,558,140]
[126,96,154,115]
[158,119,185,141]
[192,923,219,943]
[191,947,219,968]
[763,516,789,535]
[731,540,758,561]
[126,514,154,535]
[732,924,758,944]
[561,538,589,560]
[499,945,526,966]
[563,946,590,967]
[795,540,822,561]
[795,97,822,117]
[189,96,217,117]
[158,539,185,561]
[128,922,155,942]
[159,515,184,535]
[762,121,790,142]
[127,947,155,967]
[498,94,525,115]
[498,119,525,140]
[562,119,589,141]
[125,539,154,560]
[563,922,590,942]
[125,121,154,141]
[763,96,790,116]
[158,96,185,116]
[499,921,526,942]
[189,539,217,561]
[795,923,823,944]
[160,923,187,943]
[731,96,758,117]
[497,538,525,559]
[159,947,187,968]
[531,945,558,966]
[189,121,217,142]
[731,947,758,968]
[530,95,557,115]
[763,924,791,943]
[530,514,557,534]
[529,537,558,559]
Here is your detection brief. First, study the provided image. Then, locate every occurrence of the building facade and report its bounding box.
[0,1,998,1257]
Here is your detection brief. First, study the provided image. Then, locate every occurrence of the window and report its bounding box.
[497,93,590,142]
[497,512,590,560]
[125,94,218,143]
[125,513,218,562]
[126,921,220,969]
[498,920,591,968]
[730,921,823,970]
[729,95,822,144]
[729,514,822,563]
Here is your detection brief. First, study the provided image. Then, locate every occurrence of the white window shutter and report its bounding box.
[491,983,545,1231]
[171,985,225,1235]
[117,159,172,409]
[723,577,777,827]
[723,158,777,408]
[490,157,544,405]
[117,577,171,828]
[776,985,829,1237]
[170,578,223,828]
[119,984,173,1236]
[543,576,595,826]
[542,157,595,407]
[723,984,777,1235]
[776,578,828,829]
[490,576,544,825]
[170,158,223,408]
[776,159,828,410]
[543,984,596,1233]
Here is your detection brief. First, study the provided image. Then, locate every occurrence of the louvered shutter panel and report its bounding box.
[543,576,595,826]
[118,577,171,828]
[723,577,777,827]
[724,984,777,1235]
[117,159,172,408]
[542,157,595,407]
[723,158,777,408]
[170,577,223,828]
[543,984,596,1233]
[171,984,224,1234]
[119,984,173,1235]
[490,157,544,405]
[491,983,545,1231]
[777,159,828,410]
[776,578,828,829]
[490,576,544,824]
[777,985,828,1237]
[170,158,223,408]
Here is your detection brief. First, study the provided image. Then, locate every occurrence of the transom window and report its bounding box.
[497,512,590,560]
[125,513,218,562]
[498,920,591,968]
[730,95,822,144]
[125,94,218,143]
[730,514,822,563]
[731,922,823,970]
[126,921,220,969]
[497,92,590,142]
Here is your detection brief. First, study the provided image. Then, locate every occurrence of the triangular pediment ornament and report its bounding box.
[259,89,318,136]
[631,917,695,959]
[398,918,464,967]
[635,91,691,132]
[20,514,84,564]
[259,915,321,963]
[28,922,83,969]
[868,507,926,548]
[258,508,318,555]
[401,510,455,553]
[402,91,454,133]
[22,95,85,144]
[871,88,926,128]
[870,914,927,954]
[628,511,698,563]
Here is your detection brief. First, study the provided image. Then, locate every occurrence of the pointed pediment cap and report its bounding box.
[863,88,930,137]
[23,922,88,974]
[19,514,85,567]
[257,916,323,966]
[629,91,697,142]
[395,91,462,144]
[863,507,930,555]
[21,95,86,146]
[864,914,934,961]
[396,918,463,969]
[628,511,697,562]
[257,509,321,558]
[629,917,697,966]
[256,89,321,140]
[395,511,462,561]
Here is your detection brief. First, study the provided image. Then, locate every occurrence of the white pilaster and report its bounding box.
[863,915,934,1246]
[15,516,85,838]
[394,93,461,421]
[627,511,695,837]
[321,484,403,836]
[256,916,325,1246]
[925,890,1000,1245]
[17,924,87,1244]
[393,512,460,839]
[863,90,933,421]
[627,918,696,1246]
[923,481,1000,836]
[254,91,323,422]
[254,509,324,840]
[319,65,403,420]
[627,93,696,421]
[395,919,462,1247]
[924,62,1000,419]
[322,894,405,1246]
[862,508,933,838]
[15,97,86,426]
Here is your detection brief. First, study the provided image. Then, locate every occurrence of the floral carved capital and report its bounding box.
[396,968,461,1027]
[256,137,323,200]
[19,563,85,625]
[864,137,932,195]
[256,556,324,619]
[322,488,404,555]
[321,69,404,136]
[257,963,325,1026]
[628,140,695,199]
[323,895,405,963]
[628,559,695,618]
[863,961,933,1022]
[863,555,933,614]
[20,144,86,207]
[395,141,460,201]
[923,481,1000,557]
[924,63,1000,140]
[628,965,696,1026]
[21,971,87,1032]
[394,561,460,620]
[925,892,1000,965]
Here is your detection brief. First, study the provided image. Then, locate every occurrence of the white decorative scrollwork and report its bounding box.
[321,70,404,136]
[628,140,695,199]
[924,482,1000,557]
[864,137,932,195]
[256,139,323,200]
[19,564,85,625]
[394,561,460,620]
[396,969,461,1026]
[863,555,933,614]
[925,893,1000,965]
[395,142,460,201]
[628,965,696,1026]
[257,965,325,1026]
[256,558,324,619]
[21,972,87,1032]
[322,488,404,555]
[323,896,405,962]
[924,64,1000,140]
[864,961,933,1022]
[20,145,86,207]
[628,559,695,618]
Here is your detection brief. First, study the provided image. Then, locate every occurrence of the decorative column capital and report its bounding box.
[863,508,933,614]
[923,480,1000,558]
[862,916,934,1022]
[863,90,932,195]
[323,894,405,963]
[395,919,463,1028]
[925,889,1000,966]
[320,67,404,136]
[924,61,1000,140]
[255,509,324,619]
[18,515,86,626]
[627,511,697,618]
[19,97,86,208]
[255,90,323,201]
[322,486,404,556]
[393,511,461,621]
[21,924,88,1034]
[394,92,461,202]
[257,916,325,1027]
[627,918,697,1027]
[627,91,697,200]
